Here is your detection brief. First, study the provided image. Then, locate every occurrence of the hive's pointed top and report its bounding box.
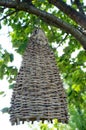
[30,28,48,45]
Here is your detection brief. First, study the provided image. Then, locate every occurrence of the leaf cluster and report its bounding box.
[0,47,17,82]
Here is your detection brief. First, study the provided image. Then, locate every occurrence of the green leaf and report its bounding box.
[0,91,4,95]
[9,53,14,62]
[72,84,81,92]
[9,84,14,89]
[1,107,9,113]
[0,22,1,29]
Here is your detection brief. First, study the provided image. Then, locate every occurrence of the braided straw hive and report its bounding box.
[10,29,68,125]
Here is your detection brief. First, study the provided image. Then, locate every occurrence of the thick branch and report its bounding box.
[0,0,86,49]
[48,0,86,29]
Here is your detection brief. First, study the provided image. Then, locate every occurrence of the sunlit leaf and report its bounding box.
[72,84,81,92]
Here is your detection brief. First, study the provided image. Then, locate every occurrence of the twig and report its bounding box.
[0,10,16,21]
[56,33,69,48]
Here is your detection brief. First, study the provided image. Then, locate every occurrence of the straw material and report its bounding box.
[10,29,68,125]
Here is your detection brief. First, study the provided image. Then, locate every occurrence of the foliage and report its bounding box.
[0,0,86,130]
[40,119,72,130]
[28,119,72,130]
[0,46,17,82]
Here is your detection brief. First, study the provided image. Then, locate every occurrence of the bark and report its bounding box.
[0,0,86,49]
[48,0,86,29]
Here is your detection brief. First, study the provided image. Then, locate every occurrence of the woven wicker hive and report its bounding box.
[10,29,68,125]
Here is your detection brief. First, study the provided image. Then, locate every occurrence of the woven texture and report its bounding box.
[10,29,68,125]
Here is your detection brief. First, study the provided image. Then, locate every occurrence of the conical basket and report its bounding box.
[10,29,68,125]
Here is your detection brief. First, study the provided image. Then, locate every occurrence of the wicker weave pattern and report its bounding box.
[10,29,68,125]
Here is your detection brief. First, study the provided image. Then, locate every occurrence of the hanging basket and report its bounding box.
[10,29,68,125]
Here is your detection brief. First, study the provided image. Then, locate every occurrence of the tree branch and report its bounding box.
[0,0,86,49]
[48,0,86,29]
[0,10,16,21]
